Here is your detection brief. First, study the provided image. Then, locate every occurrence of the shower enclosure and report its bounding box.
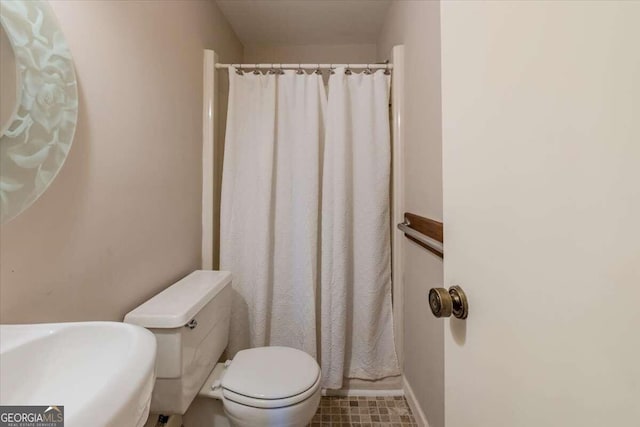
[200,46,406,394]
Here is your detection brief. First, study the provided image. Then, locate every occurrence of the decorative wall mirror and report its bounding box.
[0,0,78,223]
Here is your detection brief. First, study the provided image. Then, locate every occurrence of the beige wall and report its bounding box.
[243,43,377,65]
[0,1,242,323]
[378,2,444,426]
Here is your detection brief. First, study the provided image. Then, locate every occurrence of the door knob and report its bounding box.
[429,285,469,319]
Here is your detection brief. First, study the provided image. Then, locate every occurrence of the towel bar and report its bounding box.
[397,213,444,257]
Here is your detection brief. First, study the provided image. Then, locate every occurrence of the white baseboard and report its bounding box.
[403,375,429,427]
[322,388,405,397]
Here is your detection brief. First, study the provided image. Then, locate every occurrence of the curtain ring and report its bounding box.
[329,64,335,75]
[315,63,322,75]
[297,63,304,75]
[345,64,352,75]
[364,63,372,75]
[268,63,275,75]
[234,64,243,75]
[384,64,391,75]
[278,64,285,75]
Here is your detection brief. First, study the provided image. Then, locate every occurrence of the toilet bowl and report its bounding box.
[204,347,321,427]
[124,270,321,427]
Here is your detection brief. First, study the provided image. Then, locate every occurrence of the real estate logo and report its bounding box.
[0,406,64,427]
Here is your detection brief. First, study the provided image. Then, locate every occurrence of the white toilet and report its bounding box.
[124,270,321,427]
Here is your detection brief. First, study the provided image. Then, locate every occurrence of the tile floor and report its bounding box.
[308,395,417,426]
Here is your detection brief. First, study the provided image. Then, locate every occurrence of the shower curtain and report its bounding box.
[220,67,399,389]
[320,69,399,388]
[220,70,325,357]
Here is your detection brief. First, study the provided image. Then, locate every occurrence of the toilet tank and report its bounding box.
[124,270,232,415]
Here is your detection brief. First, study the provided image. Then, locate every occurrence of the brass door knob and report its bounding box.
[429,285,469,319]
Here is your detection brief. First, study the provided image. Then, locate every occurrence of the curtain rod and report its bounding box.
[215,63,393,70]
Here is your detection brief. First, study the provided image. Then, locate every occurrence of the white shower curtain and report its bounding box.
[220,69,326,357]
[320,68,399,388]
[220,67,399,389]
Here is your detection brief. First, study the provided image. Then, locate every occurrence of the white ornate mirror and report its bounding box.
[0,0,78,223]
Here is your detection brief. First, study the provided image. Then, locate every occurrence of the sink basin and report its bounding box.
[0,321,157,427]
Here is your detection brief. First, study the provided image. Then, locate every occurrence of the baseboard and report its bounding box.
[402,375,429,427]
[322,388,405,397]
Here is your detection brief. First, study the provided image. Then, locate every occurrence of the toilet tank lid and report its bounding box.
[124,270,231,329]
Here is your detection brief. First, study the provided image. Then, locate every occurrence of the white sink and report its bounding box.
[0,321,157,427]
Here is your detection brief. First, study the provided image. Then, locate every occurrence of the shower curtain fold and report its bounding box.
[221,69,326,358]
[320,68,399,388]
[220,67,399,389]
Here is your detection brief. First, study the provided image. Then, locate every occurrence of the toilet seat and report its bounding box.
[223,374,320,409]
[221,346,321,409]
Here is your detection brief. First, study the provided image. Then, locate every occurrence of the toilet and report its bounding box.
[124,270,321,427]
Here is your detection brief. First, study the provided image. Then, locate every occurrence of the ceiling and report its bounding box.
[216,0,392,45]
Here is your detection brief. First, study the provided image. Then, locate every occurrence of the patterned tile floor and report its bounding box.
[308,396,417,426]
